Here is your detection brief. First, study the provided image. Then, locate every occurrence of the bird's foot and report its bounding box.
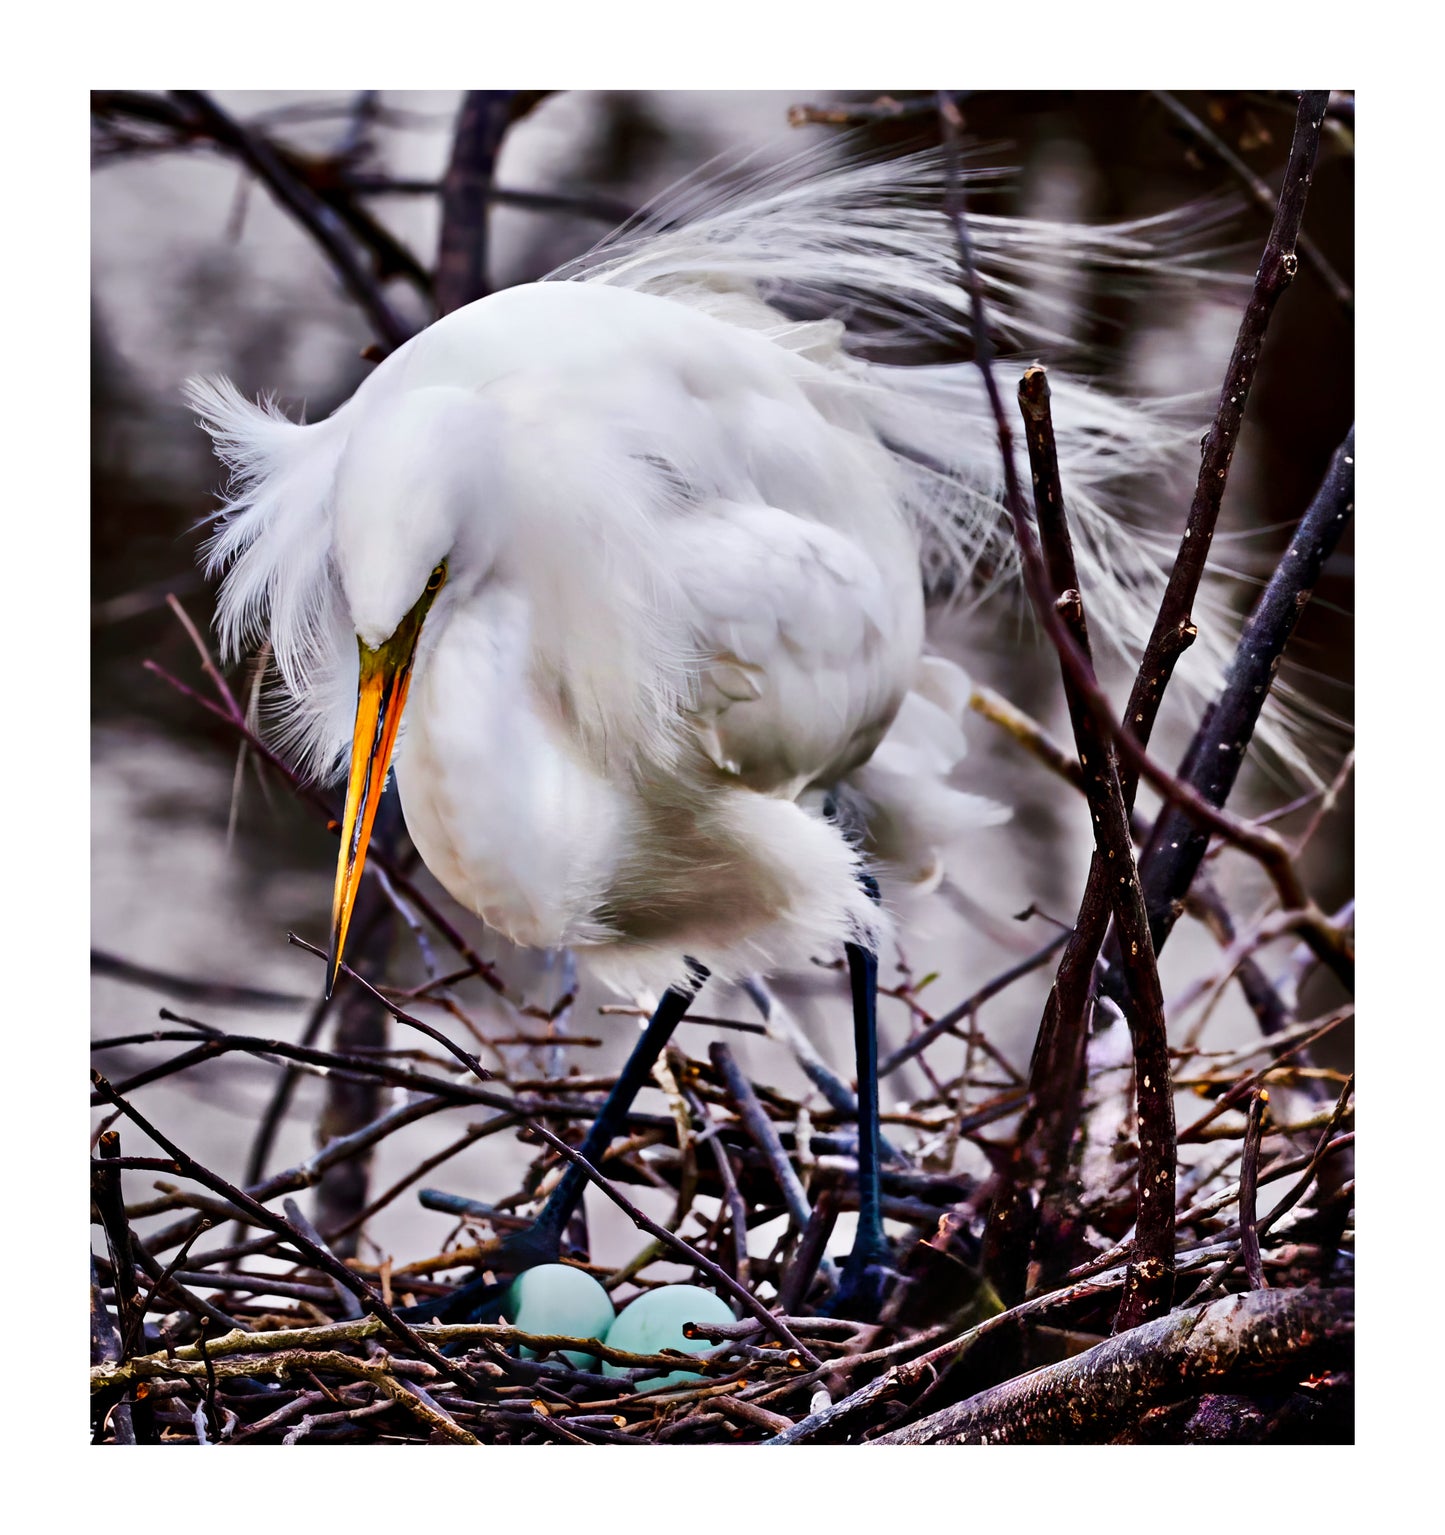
[396,1270,509,1328]
[494,1219,567,1274]
[396,1221,565,1326]
[823,1241,898,1323]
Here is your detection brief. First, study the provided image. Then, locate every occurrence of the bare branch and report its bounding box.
[1119,90,1330,795]
[1155,91,1351,312]
[169,91,415,352]
[435,91,551,314]
[870,1288,1352,1444]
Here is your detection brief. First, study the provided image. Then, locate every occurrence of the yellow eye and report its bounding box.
[426,563,447,593]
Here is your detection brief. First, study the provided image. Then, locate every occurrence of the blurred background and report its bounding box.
[90,90,1354,1276]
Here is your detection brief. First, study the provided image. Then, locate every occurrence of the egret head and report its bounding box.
[326,387,500,995]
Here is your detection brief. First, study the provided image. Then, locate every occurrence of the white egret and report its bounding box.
[188,146,1225,1314]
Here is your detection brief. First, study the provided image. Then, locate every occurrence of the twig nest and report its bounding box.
[602,1284,736,1393]
[505,1264,616,1370]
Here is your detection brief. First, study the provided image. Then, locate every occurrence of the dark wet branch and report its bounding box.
[435,91,551,314]
[89,1255,137,1445]
[870,1287,1353,1444]
[243,990,335,1197]
[938,94,1179,1329]
[1155,91,1351,313]
[680,1075,753,1290]
[710,1041,816,1241]
[787,92,956,128]
[347,173,635,225]
[169,91,415,352]
[1132,427,1356,977]
[1011,368,1177,1331]
[1186,1073,1355,1306]
[91,949,305,1011]
[91,1133,155,1442]
[1118,89,1330,802]
[1238,1090,1269,1290]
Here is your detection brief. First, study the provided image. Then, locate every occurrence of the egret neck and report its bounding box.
[328,563,447,995]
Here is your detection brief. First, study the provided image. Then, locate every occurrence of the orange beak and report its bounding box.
[326,567,446,998]
[330,590,450,1006]
[326,638,413,997]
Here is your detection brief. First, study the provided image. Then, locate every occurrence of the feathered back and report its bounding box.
[552,142,1223,352]
[189,141,1323,787]
[552,143,1322,780]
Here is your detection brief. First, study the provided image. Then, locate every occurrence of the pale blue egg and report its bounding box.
[602,1285,736,1392]
[505,1264,616,1371]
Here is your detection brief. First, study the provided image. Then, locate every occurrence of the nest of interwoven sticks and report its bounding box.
[90,952,1354,1446]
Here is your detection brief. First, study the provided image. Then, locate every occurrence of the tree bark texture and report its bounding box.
[870,1287,1352,1444]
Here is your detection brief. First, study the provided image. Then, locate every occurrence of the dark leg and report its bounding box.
[831,875,894,1318]
[518,963,706,1261]
[405,962,707,1322]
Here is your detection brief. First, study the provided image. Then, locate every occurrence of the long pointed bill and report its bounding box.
[326,631,420,998]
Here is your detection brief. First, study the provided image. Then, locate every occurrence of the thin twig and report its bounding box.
[681,1081,752,1289]
[90,1069,485,1421]
[1012,366,1177,1331]
[935,118,1182,1322]
[1131,427,1356,981]
[523,1122,821,1372]
[878,934,1067,1078]
[709,1041,815,1241]
[1154,91,1351,312]
[169,91,414,351]
[787,93,950,129]
[1118,89,1330,800]
[1237,1090,1269,1290]
[143,642,523,1007]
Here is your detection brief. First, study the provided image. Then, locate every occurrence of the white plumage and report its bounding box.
[187,147,1236,995]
